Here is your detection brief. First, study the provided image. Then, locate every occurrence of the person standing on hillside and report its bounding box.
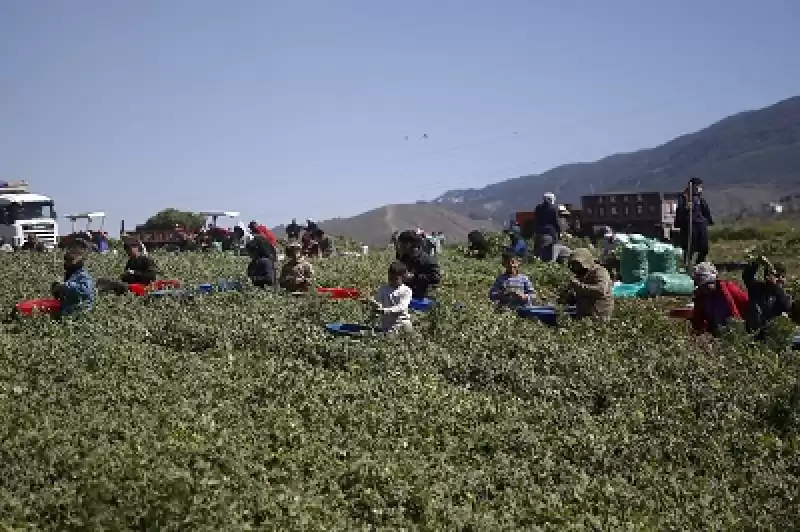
[395,230,440,298]
[676,177,713,265]
[533,193,561,261]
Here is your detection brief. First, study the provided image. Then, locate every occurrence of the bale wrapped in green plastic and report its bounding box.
[646,272,695,297]
[648,243,677,274]
[612,281,648,298]
[620,243,649,284]
[628,234,647,244]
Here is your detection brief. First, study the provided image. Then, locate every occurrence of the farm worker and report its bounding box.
[690,262,748,337]
[0,237,12,252]
[231,223,250,254]
[92,232,110,253]
[554,246,572,265]
[51,246,95,317]
[121,241,158,285]
[368,261,413,333]
[489,251,535,309]
[279,240,314,292]
[248,220,278,248]
[742,257,792,341]
[247,232,277,262]
[507,231,528,259]
[310,229,334,258]
[467,230,489,259]
[286,219,302,240]
[533,192,561,254]
[676,177,713,265]
[560,248,613,321]
[21,234,46,252]
[246,239,276,288]
[395,230,441,299]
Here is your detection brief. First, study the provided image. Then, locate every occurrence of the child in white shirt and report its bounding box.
[369,261,413,333]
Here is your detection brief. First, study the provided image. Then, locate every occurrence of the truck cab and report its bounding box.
[0,181,59,249]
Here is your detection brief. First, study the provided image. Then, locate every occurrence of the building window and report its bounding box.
[609,196,616,203]
[624,206,629,216]
[637,205,643,214]
[599,207,605,216]
[598,196,604,204]
[637,194,643,201]
[586,207,593,215]
[611,206,618,215]
[623,195,629,202]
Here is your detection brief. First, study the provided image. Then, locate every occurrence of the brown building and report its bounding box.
[580,192,681,240]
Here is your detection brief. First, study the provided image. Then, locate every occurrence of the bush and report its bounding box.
[0,249,798,529]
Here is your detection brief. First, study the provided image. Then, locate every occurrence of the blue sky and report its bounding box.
[1,0,799,234]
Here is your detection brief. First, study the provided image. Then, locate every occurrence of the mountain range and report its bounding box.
[277,96,800,245]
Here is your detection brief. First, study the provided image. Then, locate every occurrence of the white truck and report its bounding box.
[0,181,59,249]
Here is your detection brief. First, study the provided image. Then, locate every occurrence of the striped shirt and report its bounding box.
[489,273,535,305]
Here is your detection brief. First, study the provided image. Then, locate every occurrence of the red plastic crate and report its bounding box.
[316,287,361,300]
[16,298,61,315]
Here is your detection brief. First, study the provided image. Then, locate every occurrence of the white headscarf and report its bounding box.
[543,192,555,204]
[692,262,718,286]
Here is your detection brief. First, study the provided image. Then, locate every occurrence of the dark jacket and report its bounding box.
[248,257,276,287]
[121,256,158,284]
[676,194,713,229]
[399,250,441,298]
[468,230,487,250]
[247,236,277,261]
[534,202,560,237]
[742,262,792,337]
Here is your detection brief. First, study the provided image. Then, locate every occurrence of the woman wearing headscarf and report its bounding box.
[690,262,748,336]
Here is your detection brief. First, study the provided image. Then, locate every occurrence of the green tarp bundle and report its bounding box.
[646,273,695,297]
[620,243,649,284]
[612,281,648,298]
[648,243,678,274]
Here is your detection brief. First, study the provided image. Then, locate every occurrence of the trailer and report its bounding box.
[59,211,108,249]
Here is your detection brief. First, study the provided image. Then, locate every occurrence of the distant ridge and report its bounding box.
[276,95,800,244]
[273,204,498,246]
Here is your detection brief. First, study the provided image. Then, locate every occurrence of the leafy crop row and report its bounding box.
[0,249,798,530]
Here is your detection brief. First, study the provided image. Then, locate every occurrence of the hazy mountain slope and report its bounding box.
[433,95,800,219]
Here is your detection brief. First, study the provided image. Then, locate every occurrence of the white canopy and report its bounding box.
[199,211,240,218]
[65,211,106,220]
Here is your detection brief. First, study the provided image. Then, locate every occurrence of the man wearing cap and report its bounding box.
[395,230,440,298]
[676,177,713,265]
[742,256,792,340]
[533,193,560,261]
[560,248,613,321]
[690,262,748,336]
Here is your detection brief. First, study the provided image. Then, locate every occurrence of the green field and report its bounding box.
[1,237,799,530]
